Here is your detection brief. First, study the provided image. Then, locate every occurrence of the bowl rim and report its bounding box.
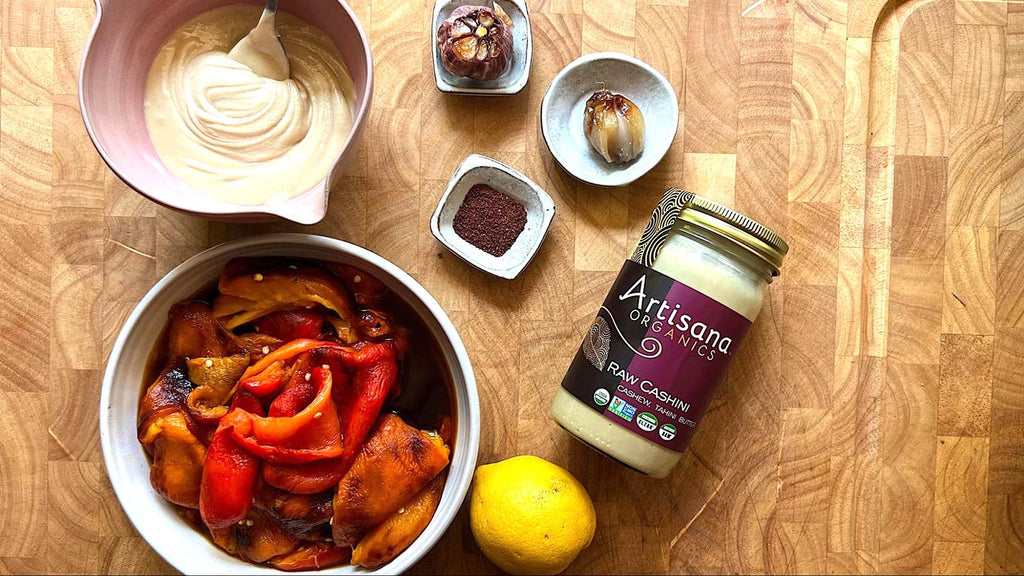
[78,0,375,224]
[540,51,680,188]
[99,233,480,575]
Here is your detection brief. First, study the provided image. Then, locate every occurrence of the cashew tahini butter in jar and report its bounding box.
[552,189,788,477]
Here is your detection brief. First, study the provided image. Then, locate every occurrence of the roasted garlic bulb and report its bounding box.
[583,89,646,164]
[437,4,514,80]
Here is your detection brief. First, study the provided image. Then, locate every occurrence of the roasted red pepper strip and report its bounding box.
[314,342,398,468]
[252,367,335,443]
[263,457,346,495]
[231,434,343,463]
[268,354,316,418]
[231,367,343,463]
[199,391,263,530]
[269,542,351,572]
[254,309,325,342]
[238,360,288,398]
[262,390,346,493]
[263,346,397,492]
[340,343,398,465]
[239,338,341,381]
[263,359,347,493]
[268,381,341,466]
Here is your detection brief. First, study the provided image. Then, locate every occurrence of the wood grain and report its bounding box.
[0,0,1022,574]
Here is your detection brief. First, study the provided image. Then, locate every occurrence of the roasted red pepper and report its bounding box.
[268,354,316,417]
[167,301,241,360]
[138,367,193,435]
[263,358,349,493]
[261,343,396,492]
[231,367,343,463]
[214,259,357,331]
[338,344,399,465]
[238,360,288,398]
[199,391,263,530]
[263,457,346,495]
[254,309,325,342]
[251,366,335,443]
[313,342,398,468]
[269,541,351,571]
[239,338,341,381]
[231,433,341,463]
[254,484,334,537]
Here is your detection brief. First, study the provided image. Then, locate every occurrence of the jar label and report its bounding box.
[560,259,753,453]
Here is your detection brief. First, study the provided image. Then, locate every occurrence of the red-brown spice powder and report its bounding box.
[452,184,527,257]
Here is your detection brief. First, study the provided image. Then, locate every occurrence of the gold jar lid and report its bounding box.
[678,192,789,276]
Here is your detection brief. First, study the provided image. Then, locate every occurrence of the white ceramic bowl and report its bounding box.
[100,234,480,575]
[541,52,679,187]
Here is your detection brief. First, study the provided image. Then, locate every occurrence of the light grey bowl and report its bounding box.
[541,52,679,187]
[430,154,555,280]
[431,0,532,95]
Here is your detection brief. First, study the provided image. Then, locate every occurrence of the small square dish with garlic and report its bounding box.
[431,0,533,95]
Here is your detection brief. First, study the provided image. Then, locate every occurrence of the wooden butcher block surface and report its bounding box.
[0,0,1022,573]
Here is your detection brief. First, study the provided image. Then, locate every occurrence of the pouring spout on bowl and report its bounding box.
[268,183,330,225]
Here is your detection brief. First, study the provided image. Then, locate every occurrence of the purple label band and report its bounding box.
[561,260,752,452]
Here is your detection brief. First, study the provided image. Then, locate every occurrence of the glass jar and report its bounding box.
[552,190,787,477]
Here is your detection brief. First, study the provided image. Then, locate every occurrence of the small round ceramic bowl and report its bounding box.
[541,52,679,188]
[100,234,479,575]
[79,0,373,225]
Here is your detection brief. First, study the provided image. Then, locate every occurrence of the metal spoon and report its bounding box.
[228,0,290,81]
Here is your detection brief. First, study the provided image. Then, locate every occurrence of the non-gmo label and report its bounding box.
[560,260,753,452]
[608,396,636,421]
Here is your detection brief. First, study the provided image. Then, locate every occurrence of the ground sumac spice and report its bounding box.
[452,184,527,257]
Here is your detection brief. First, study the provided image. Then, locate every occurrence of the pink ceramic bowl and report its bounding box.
[79,0,373,224]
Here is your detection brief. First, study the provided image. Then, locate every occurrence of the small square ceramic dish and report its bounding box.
[431,154,555,279]
[431,0,532,95]
[541,52,679,187]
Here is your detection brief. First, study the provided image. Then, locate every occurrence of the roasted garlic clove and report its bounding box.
[583,89,646,164]
[437,4,514,80]
[492,2,514,28]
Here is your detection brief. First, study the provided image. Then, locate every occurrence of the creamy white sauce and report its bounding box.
[552,225,767,478]
[144,5,355,206]
[228,9,290,81]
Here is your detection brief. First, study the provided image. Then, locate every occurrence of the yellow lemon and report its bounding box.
[470,455,596,575]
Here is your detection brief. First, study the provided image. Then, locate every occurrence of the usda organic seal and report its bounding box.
[593,388,610,406]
